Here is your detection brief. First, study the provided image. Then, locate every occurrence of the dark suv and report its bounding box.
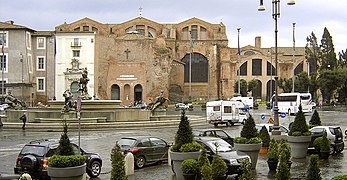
[14,139,102,179]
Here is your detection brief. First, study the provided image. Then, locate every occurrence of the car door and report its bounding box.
[149,137,168,161]
[136,138,154,162]
[214,130,234,146]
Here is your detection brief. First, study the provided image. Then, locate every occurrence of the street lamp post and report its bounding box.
[237,28,241,95]
[258,0,295,135]
[292,22,296,93]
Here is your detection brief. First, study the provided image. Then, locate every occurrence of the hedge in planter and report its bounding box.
[289,105,311,136]
[171,110,194,152]
[259,126,270,148]
[181,159,199,179]
[238,160,253,180]
[307,154,322,180]
[211,155,227,179]
[267,138,279,172]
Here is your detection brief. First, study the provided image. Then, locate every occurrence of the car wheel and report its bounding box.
[329,145,336,155]
[214,123,218,127]
[87,161,101,178]
[228,121,234,126]
[21,155,38,173]
[135,156,146,169]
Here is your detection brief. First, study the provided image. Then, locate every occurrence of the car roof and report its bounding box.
[311,126,341,129]
[193,129,226,132]
[194,136,223,142]
[120,136,159,140]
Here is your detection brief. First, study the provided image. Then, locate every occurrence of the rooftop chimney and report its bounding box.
[255,36,261,48]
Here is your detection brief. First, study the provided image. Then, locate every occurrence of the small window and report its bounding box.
[73,50,80,57]
[0,80,7,94]
[37,77,45,91]
[37,37,45,49]
[191,25,198,40]
[74,27,81,32]
[213,106,220,111]
[182,27,189,40]
[28,54,33,73]
[0,31,8,47]
[73,38,79,46]
[37,56,45,71]
[200,27,207,40]
[83,26,89,31]
[26,32,31,49]
[92,27,98,32]
[0,54,7,72]
[224,106,232,113]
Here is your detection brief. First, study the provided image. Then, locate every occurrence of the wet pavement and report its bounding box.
[1,106,347,179]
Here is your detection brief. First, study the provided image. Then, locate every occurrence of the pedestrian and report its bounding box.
[19,113,27,130]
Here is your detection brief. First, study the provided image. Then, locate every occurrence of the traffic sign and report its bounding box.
[280,112,286,118]
[77,96,81,112]
[261,113,265,120]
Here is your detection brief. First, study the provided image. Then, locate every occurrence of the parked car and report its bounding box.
[345,128,347,139]
[174,103,189,111]
[255,123,289,136]
[192,129,234,146]
[14,139,102,179]
[193,137,251,176]
[117,136,170,168]
[309,126,344,154]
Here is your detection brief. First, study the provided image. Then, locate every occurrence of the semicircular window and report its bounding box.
[182,53,208,82]
[244,50,255,56]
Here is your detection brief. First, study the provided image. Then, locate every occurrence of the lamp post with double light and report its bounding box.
[258,0,295,135]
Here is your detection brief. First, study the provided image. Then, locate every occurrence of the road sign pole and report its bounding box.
[77,96,81,154]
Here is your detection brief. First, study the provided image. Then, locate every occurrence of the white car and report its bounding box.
[256,123,289,136]
[174,103,188,110]
[309,126,344,154]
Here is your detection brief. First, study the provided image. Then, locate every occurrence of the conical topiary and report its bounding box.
[267,138,279,161]
[259,126,270,147]
[211,155,227,178]
[172,110,193,152]
[198,149,210,172]
[275,151,290,180]
[110,144,127,180]
[201,164,212,180]
[289,105,310,136]
[56,121,74,156]
[279,139,291,163]
[238,160,253,180]
[307,154,322,180]
[309,109,321,127]
[240,114,258,139]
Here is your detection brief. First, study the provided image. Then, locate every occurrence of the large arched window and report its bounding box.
[252,79,262,99]
[240,62,247,76]
[294,61,303,75]
[267,61,276,76]
[111,84,120,100]
[182,53,208,82]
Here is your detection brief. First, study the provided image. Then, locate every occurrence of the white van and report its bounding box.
[206,100,244,127]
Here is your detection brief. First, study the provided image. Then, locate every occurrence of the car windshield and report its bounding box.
[192,130,203,137]
[118,138,136,148]
[21,145,46,156]
[206,139,233,152]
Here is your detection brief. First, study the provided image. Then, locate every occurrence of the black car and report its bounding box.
[192,129,234,146]
[117,136,170,168]
[193,136,251,176]
[14,139,102,179]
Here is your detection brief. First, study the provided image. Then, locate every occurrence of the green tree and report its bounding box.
[110,144,127,180]
[295,72,310,93]
[338,49,347,68]
[278,78,292,93]
[248,79,259,93]
[276,151,290,180]
[306,154,322,180]
[234,79,248,97]
[318,69,339,102]
[309,110,321,127]
[240,115,258,139]
[320,27,337,70]
[172,110,193,151]
[305,32,321,101]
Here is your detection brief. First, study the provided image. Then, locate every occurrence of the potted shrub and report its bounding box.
[198,149,211,179]
[181,159,199,180]
[200,164,212,180]
[287,105,312,159]
[309,109,321,128]
[110,144,127,180]
[306,154,322,180]
[170,110,202,180]
[47,122,86,180]
[279,138,292,168]
[275,150,290,180]
[267,138,279,172]
[234,115,262,169]
[211,155,227,180]
[318,131,331,159]
[259,126,270,154]
[238,160,253,180]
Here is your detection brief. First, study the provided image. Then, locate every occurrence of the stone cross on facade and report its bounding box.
[125,49,131,60]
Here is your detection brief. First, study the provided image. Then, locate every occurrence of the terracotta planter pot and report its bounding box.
[234,143,262,169]
[259,147,268,154]
[319,151,330,159]
[169,150,201,180]
[183,173,197,180]
[47,163,86,180]
[287,135,311,159]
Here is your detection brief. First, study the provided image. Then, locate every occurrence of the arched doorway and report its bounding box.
[111,84,120,100]
[252,80,262,100]
[70,82,79,100]
[134,84,143,102]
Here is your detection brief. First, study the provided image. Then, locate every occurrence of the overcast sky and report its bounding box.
[1,0,346,54]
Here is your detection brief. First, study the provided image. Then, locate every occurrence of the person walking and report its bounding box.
[19,113,27,130]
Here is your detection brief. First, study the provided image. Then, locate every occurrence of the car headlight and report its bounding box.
[230,159,238,165]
